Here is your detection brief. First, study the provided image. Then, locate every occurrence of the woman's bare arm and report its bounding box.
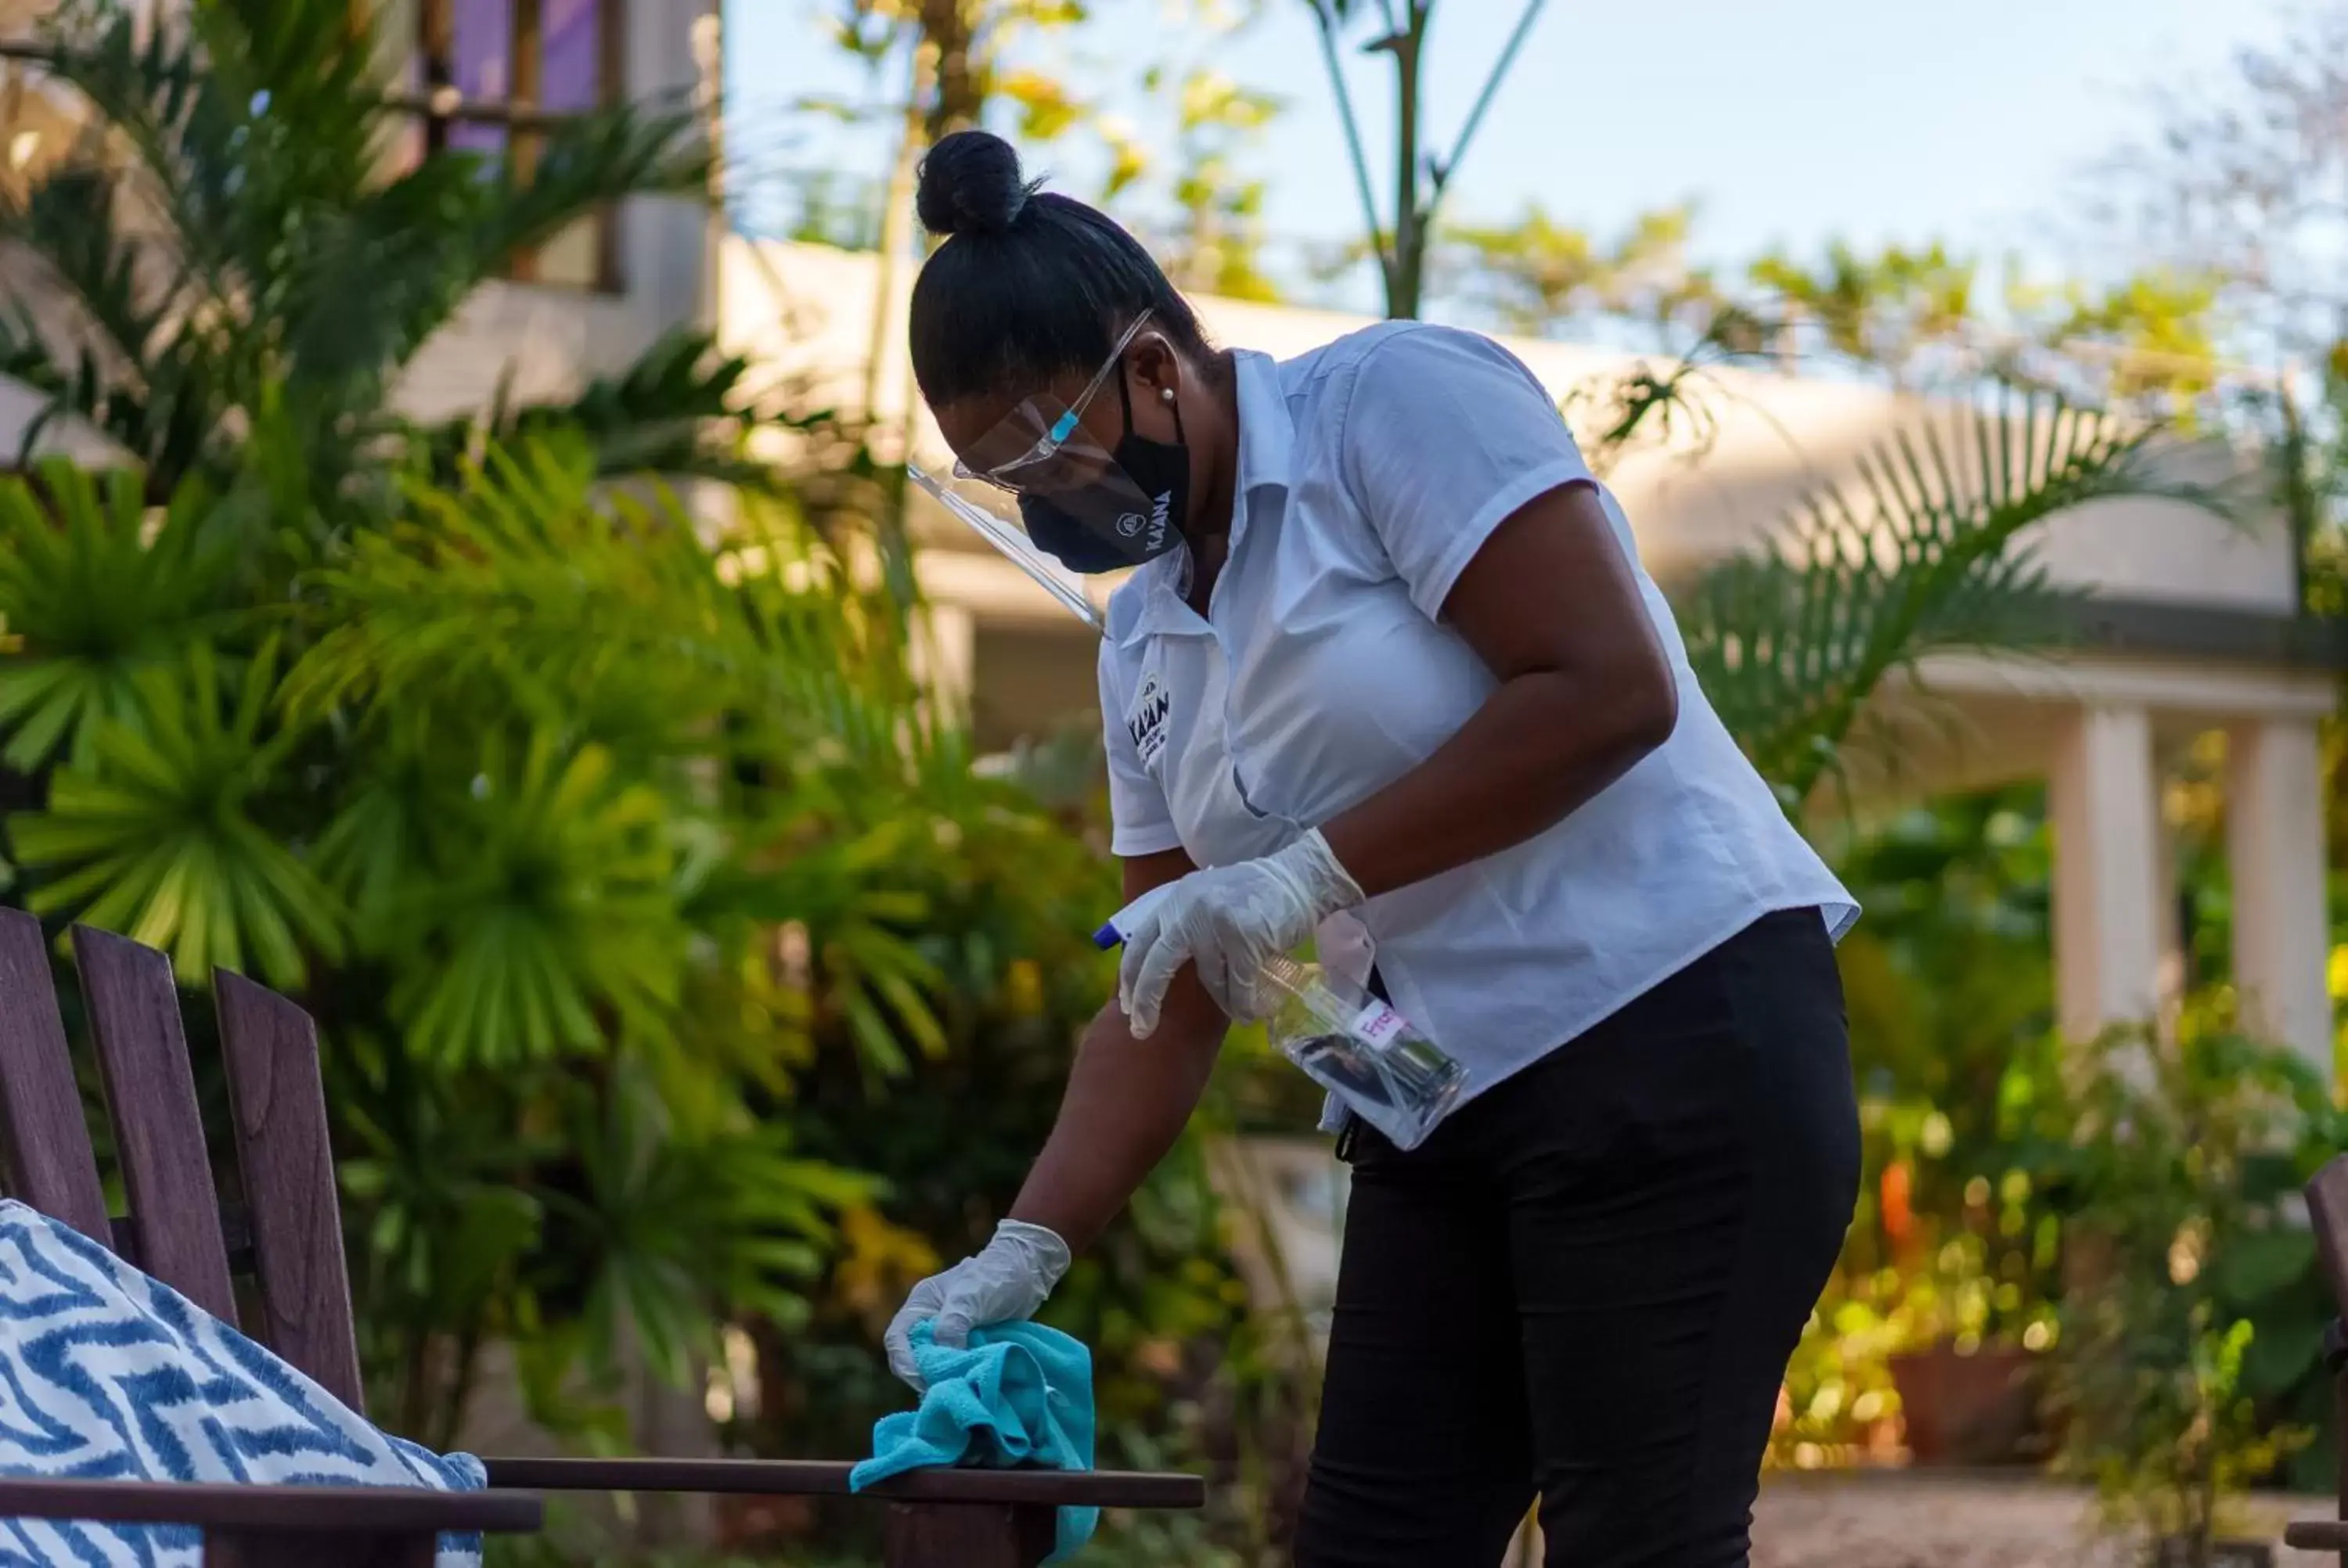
[1006,847,1227,1250]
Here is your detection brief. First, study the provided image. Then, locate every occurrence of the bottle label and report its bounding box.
[1351,1000,1406,1048]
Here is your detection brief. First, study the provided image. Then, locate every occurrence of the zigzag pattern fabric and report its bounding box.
[0,1200,485,1567]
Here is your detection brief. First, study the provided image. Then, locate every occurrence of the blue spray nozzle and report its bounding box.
[1093,883,1175,953]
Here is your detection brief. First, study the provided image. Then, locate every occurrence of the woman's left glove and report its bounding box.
[1120,829,1363,1037]
[884,1220,1071,1391]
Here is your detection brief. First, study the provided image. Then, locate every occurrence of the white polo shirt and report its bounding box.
[1097,322,1856,1125]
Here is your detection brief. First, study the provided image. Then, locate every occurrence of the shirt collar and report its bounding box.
[1230,347,1295,501]
[1116,349,1292,649]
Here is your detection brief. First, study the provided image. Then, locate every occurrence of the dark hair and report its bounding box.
[909,130,1216,408]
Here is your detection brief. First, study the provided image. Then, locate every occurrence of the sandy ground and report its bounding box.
[1748,1474,2334,1567]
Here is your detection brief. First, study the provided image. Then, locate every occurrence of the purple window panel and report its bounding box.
[541,0,603,113]
[448,0,511,156]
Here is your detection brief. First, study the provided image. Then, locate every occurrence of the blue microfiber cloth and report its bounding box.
[850,1320,1097,1563]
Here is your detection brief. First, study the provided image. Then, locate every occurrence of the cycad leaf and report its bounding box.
[6,646,337,987]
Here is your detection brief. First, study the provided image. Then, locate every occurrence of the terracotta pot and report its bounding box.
[1888,1340,2041,1466]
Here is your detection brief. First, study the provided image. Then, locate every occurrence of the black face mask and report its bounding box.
[1018,376,1190,576]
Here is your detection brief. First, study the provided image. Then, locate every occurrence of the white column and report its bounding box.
[2049,704,2166,1044]
[2227,717,2334,1077]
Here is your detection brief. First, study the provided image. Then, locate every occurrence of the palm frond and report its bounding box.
[0,160,237,482]
[44,0,389,288]
[275,99,707,396]
[0,459,247,770]
[1675,390,2235,806]
[376,728,687,1069]
[407,329,776,492]
[285,438,762,748]
[8,639,341,987]
[549,1065,867,1384]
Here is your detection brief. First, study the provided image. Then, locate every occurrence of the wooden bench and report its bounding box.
[0,912,1205,1566]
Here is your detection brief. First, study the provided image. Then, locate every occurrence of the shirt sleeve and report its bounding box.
[1098,642,1184,859]
[1338,324,1599,621]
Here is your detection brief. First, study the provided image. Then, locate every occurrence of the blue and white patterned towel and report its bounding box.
[0,1199,486,1567]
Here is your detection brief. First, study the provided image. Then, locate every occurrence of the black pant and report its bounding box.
[1293,908,1859,1568]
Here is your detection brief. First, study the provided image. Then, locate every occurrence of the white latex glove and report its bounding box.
[884,1219,1071,1390]
[1118,829,1364,1038]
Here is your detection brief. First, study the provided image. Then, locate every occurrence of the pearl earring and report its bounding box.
[1161,388,1176,403]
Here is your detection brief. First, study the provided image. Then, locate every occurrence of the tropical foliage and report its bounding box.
[0,0,1198,1478]
[0,427,1253,1508]
[2029,1011,2343,1561]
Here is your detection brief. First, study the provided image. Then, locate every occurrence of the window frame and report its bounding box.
[407,0,627,293]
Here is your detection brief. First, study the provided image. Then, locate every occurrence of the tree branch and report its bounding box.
[1308,1,1395,301]
[1431,0,1546,202]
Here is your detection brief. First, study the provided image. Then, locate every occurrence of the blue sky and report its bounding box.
[726,0,2287,290]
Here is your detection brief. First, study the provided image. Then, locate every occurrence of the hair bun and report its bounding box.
[916,130,1031,238]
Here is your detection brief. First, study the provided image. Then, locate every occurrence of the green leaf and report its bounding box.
[2213,1228,2317,1307]
[11,639,339,987]
[0,462,245,769]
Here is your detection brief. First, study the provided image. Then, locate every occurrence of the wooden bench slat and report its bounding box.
[2309,1154,2348,1317]
[0,908,109,1242]
[214,970,366,1412]
[73,925,238,1325]
[0,1476,542,1533]
[2286,1519,2348,1548]
[109,1203,258,1279]
[481,1455,1207,1509]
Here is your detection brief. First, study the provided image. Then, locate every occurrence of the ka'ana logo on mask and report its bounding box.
[1115,511,1145,538]
[1127,670,1172,767]
[1147,491,1171,548]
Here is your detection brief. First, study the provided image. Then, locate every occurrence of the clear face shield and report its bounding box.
[909,312,1190,631]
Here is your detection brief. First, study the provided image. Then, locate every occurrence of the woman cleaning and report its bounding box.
[884,129,1861,1568]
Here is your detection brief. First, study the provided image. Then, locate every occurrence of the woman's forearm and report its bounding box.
[1321,663,1675,900]
[1007,987,1226,1252]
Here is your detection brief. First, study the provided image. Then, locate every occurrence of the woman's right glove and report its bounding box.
[884,1219,1071,1390]
[1119,829,1363,1036]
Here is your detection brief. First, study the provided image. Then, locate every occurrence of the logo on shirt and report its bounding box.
[1126,670,1172,767]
